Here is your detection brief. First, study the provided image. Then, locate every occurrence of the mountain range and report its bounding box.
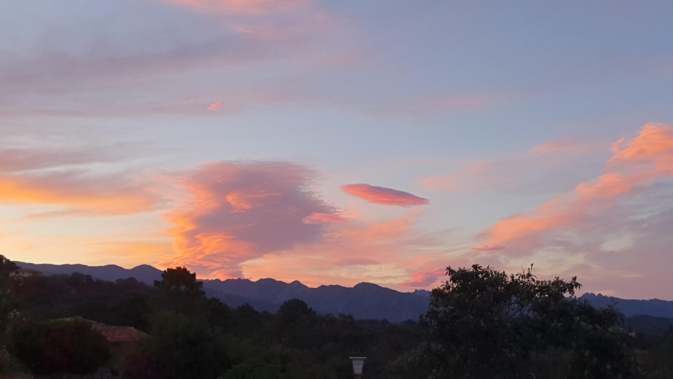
[15,261,429,322]
[14,262,673,322]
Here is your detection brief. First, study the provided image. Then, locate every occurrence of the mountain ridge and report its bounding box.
[14,261,673,322]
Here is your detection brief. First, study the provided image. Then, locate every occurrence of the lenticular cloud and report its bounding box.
[341,184,429,207]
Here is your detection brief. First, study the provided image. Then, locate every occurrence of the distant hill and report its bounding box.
[202,278,429,322]
[580,293,673,318]
[15,261,429,322]
[14,262,673,323]
[16,261,162,285]
[622,315,673,336]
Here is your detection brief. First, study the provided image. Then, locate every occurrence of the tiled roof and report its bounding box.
[54,316,148,343]
[94,325,147,343]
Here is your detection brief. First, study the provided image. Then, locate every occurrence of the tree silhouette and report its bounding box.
[422,264,638,378]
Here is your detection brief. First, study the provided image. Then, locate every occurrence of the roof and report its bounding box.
[53,316,148,343]
[94,325,148,343]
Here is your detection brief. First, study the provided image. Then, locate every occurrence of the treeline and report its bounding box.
[1,263,423,378]
[1,256,673,378]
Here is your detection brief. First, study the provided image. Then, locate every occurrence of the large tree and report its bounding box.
[421,264,638,379]
[154,266,204,296]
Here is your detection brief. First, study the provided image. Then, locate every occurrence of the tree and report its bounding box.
[153,266,205,315]
[0,255,18,346]
[0,255,18,277]
[135,311,229,379]
[154,266,204,296]
[422,264,638,379]
[8,319,110,375]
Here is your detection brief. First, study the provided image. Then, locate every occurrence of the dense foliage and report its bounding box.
[0,255,671,378]
[421,264,638,379]
[8,319,110,375]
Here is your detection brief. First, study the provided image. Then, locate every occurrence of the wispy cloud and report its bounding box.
[478,123,673,254]
[159,0,308,16]
[531,137,606,155]
[399,267,445,287]
[341,184,429,207]
[302,212,350,225]
[207,101,225,111]
[0,145,159,215]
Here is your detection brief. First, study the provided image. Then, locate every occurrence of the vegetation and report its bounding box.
[8,318,110,375]
[0,255,671,378]
[420,264,638,378]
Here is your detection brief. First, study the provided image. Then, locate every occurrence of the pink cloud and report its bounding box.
[341,184,429,207]
[160,161,342,278]
[241,211,444,288]
[470,244,506,252]
[207,101,225,111]
[479,123,673,253]
[399,268,445,287]
[302,212,350,224]
[161,0,307,16]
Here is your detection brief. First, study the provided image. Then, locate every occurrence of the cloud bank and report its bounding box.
[0,146,158,215]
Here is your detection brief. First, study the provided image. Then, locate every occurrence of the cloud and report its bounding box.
[207,101,225,111]
[341,184,429,207]
[0,1,338,120]
[399,268,446,287]
[478,123,673,253]
[302,212,350,224]
[240,210,446,288]
[531,137,605,155]
[0,145,159,215]
[0,144,143,173]
[420,137,610,195]
[160,161,342,278]
[470,244,506,252]
[160,0,307,15]
[0,173,158,215]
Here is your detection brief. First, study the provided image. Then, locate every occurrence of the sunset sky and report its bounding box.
[2,1,673,299]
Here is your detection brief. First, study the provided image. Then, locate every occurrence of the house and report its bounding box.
[57,317,148,376]
[10,268,42,279]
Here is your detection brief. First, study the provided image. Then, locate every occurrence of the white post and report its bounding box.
[349,356,366,379]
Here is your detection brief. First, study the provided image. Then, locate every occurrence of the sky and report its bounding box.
[1,1,673,300]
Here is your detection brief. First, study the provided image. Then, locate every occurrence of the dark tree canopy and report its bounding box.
[8,319,110,375]
[0,255,18,277]
[422,264,638,379]
[154,266,204,297]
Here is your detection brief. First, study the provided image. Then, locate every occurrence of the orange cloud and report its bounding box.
[480,123,673,251]
[608,123,673,172]
[0,175,157,215]
[241,211,440,288]
[160,161,342,278]
[341,184,429,207]
[0,145,159,215]
[207,101,225,111]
